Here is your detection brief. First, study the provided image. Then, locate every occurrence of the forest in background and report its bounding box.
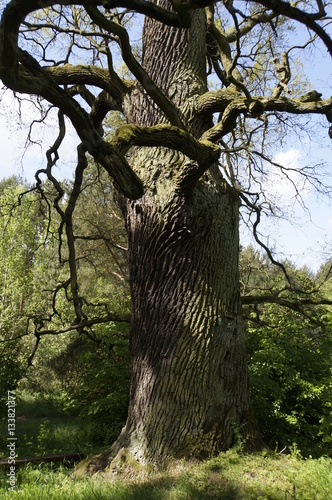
[0,171,331,462]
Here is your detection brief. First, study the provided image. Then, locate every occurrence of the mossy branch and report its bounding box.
[112,124,220,166]
[45,64,130,102]
[199,90,332,141]
[111,123,221,192]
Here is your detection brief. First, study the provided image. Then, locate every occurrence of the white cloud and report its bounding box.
[262,148,311,209]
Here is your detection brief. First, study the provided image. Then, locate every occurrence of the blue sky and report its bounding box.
[240,144,332,272]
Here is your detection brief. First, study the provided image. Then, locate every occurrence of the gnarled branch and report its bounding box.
[111,123,220,166]
[86,5,184,129]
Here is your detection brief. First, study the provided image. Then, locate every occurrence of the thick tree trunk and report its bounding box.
[121,160,253,462]
[108,2,257,464]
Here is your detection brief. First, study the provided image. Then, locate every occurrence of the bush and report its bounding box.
[247,304,332,456]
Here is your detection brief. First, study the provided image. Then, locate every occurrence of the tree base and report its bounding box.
[73,420,264,477]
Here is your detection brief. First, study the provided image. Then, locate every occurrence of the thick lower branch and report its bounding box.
[199,90,332,116]
[45,64,129,101]
[112,124,220,166]
[198,91,332,141]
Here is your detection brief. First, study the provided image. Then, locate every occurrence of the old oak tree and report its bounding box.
[0,0,331,466]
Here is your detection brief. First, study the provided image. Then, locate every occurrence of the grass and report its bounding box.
[1,392,331,498]
[0,391,105,460]
[0,449,331,499]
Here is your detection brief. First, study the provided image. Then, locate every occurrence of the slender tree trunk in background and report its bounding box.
[112,2,256,463]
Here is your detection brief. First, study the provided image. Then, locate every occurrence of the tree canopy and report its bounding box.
[0,0,331,333]
[0,0,332,466]
[0,3,330,228]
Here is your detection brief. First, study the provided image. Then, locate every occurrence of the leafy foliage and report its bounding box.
[0,170,131,447]
[0,178,43,416]
[242,247,332,456]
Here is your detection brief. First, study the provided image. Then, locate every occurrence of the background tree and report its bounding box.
[0,177,43,416]
[0,0,331,466]
[240,246,332,456]
[0,170,132,452]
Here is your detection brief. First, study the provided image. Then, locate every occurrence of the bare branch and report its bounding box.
[206,6,249,96]
[249,0,332,55]
[271,51,291,98]
[226,7,277,43]
[243,294,332,308]
[36,313,131,337]
[239,190,293,286]
[24,311,131,366]
[27,333,40,367]
[63,144,88,323]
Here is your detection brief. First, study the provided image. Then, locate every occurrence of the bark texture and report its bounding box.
[120,160,253,462]
[110,2,255,463]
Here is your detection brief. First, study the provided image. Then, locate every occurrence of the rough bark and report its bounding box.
[105,2,257,464]
[118,157,254,462]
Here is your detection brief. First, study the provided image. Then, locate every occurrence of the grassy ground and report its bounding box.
[1,392,331,499]
[0,392,104,460]
[0,450,331,499]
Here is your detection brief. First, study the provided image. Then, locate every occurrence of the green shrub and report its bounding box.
[247,304,332,456]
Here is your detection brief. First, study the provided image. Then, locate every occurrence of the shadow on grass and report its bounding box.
[1,454,329,499]
[1,472,272,500]
[105,476,243,500]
